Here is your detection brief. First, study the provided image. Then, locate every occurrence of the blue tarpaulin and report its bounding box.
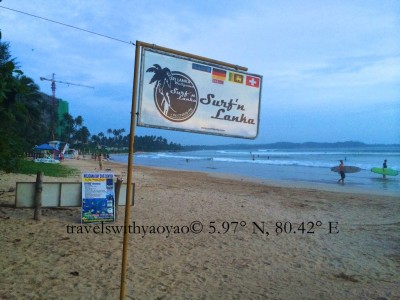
[34,144,57,151]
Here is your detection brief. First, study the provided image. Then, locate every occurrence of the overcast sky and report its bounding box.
[1,0,399,145]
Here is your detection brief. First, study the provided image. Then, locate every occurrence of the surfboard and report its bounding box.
[331,166,361,173]
[371,167,399,176]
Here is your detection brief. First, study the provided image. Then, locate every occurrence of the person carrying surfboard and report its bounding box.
[338,160,345,184]
[383,159,387,179]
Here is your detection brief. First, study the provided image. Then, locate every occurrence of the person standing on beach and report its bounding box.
[383,159,387,179]
[338,160,345,184]
[98,153,103,170]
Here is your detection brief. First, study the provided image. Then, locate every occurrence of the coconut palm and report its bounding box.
[146,64,175,114]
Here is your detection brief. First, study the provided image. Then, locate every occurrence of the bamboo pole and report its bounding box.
[120,40,141,300]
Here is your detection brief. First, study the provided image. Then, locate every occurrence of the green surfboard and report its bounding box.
[371,167,399,176]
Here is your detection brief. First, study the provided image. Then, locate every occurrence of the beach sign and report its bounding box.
[120,41,262,299]
[136,44,262,139]
[81,173,115,223]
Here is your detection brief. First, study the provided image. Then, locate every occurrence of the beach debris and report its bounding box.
[334,272,359,282]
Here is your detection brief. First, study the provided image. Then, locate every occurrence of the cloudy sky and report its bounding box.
[1,0,399,145]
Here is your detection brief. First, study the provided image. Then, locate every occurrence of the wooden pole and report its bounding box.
[131,183,135,207]
[119,41,244,299]
[33,171,43,221]
[114,177,123,221]
[120,40,141,300]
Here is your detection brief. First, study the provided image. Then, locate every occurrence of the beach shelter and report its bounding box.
[34,143,59,159]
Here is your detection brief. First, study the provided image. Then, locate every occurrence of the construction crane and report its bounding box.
[40,73,94,98]
[40,73,94,140]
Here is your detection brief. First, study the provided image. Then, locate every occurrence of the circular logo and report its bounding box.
[147,65,199,122]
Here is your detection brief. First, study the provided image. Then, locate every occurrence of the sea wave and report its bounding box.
[111,151,399,170]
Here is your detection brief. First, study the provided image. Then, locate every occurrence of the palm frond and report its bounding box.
[146,67,158,73]
[147,64,164,84]
[146,64,161,73]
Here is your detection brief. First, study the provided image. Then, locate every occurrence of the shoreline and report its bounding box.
[1,158,399,299]
[108,158,400,198]
[109,151,400,197]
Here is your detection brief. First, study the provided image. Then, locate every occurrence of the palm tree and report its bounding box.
[75,116,83,127]
[59,114,86,145]
[74,126,91,145]
[60,113,74,143]
[12,75,50,147]
[0,41,46,171]
[98,132,106,145]
[146,64,175,114]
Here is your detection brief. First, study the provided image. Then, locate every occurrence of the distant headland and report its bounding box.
[182,141,400,151]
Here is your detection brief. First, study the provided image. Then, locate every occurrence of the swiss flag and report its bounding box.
[246,75,260,88]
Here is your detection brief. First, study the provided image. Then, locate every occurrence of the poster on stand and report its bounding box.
[81,173,115,223]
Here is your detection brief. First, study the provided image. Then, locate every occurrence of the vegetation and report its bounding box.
[0,40,52,172]
[16,160,78,177]
[90,131,182,153]
[59,113,91,147]
[0,38,181,173]
[134,135,181,152]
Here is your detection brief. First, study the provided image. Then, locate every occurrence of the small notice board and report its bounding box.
[81,173,115,223]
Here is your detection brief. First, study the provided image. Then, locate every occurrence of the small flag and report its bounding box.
[212,79,224,85]
[192,63,211,73]
[228,72,244,84]
[246,75,260,88]
[212,68,227,81]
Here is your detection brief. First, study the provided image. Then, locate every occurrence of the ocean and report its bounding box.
[110,147,400,196]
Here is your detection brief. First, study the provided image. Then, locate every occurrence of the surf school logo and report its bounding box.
[147,64,199,122]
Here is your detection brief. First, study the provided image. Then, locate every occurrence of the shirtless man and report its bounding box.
[338,160,345,184]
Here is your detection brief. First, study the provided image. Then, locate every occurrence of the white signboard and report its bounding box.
[137,47,262,139]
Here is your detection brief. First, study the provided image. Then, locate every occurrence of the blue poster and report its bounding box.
[81,173,115,223]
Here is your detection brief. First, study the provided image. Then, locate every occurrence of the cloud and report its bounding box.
[1,0,399,144]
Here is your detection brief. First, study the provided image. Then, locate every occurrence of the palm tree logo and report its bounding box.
[146,64,199,122]
[146,64,175,115]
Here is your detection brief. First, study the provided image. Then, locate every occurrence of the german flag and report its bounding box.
[212,68,227,81]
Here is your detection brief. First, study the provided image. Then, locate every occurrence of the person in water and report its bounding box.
[338,160,345,184]
[383,159,387,179]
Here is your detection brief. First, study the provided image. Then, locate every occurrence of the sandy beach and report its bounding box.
[0,157,399,299]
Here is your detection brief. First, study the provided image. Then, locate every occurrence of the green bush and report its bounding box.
[17,160,79,177]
